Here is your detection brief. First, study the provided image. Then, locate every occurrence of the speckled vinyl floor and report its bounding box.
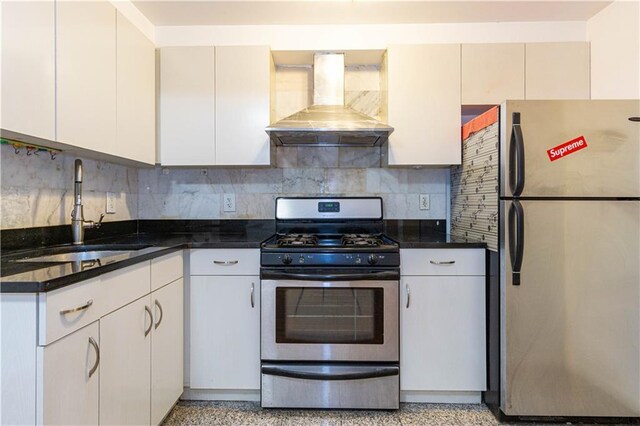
[162,400,501,425]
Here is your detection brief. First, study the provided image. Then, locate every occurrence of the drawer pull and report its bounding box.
[213,260,239,266]
[59,299,93,315]
[154,300,164,329]
[144,305,153,337]
[429,260,456,265]
[88,337,100,378]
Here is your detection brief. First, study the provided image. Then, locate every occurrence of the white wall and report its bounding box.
[155,21,587,49]
[588,0,640,99]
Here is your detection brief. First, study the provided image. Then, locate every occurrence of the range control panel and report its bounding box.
[261,252,400,267]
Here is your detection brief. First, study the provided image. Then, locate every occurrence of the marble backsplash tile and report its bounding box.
[138,146,449,220]
[1,143,449,227]
[1,144,138,229]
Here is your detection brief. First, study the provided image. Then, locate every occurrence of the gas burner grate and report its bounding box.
[341,234,383,247]
[277,234,319,247]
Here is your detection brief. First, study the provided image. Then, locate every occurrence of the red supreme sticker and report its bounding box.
[547,136,588,162]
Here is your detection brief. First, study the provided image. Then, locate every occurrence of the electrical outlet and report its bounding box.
[419,194,430,210]
[106,192,116,214]
[223,193,236,212]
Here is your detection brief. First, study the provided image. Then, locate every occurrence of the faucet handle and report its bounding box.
[95,213,105,228]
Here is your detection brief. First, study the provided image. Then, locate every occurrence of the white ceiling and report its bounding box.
[133,0,612,26]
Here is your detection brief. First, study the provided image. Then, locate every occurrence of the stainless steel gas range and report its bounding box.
[260,197,400,410]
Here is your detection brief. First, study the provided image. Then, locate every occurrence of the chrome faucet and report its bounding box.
[71,159,104,244]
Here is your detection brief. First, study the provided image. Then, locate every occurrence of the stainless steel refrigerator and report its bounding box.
[498,100,640,418]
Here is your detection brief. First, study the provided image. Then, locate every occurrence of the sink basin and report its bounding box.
[16,250,137,263]
[13,244,152,263]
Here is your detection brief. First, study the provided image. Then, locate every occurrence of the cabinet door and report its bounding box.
[151,278,184,425]
[116,12,155,164]
[159,47,216,165]
[525,42,590,99]
[38,321,99,425]
[100,295,152,425]
[215,46,272,166]
[386,44,461,165]
[462,43,525,104]
[190,275,260,389]
[0,1,55,140]
[56,0,116,154]
[400,276,486,391]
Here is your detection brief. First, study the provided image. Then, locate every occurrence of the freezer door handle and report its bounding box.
[509,112,525,196]
[508,200,525,285]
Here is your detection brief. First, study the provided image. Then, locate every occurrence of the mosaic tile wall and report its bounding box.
[451,122,499,251]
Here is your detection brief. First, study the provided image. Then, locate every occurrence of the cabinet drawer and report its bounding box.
[190,249,260,275]
[101,262,151,316]
[400,249,485,276]
[151,251,183,291]
[38,277,101,346]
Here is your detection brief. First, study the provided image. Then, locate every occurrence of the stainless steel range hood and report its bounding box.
[266,53,393,147]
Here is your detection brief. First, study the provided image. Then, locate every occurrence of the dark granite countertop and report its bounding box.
[384,220,487,249]
[1,219,485,293]
[1,220,275,293]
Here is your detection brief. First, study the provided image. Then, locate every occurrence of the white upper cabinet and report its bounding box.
[159,45,272,166]
[385,44,462,166]
[525,42,590,100]
[116,12,156,165]
[56,0,117,154]
[159,47,216,166]
[215,45,272,166]
[0,1,55,141]
[462,43,525,105]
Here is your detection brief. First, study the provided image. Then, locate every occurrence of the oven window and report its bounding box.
[275,287,384,344]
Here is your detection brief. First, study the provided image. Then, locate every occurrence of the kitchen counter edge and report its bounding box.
[1,239,487,293]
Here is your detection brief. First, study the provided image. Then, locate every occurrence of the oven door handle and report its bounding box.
[260,270,400,281]
[261,365,399,381]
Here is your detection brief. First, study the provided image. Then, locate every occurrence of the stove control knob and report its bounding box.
[282,254,292,265]
[368,254,379,265]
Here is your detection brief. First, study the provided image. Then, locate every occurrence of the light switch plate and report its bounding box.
[106,192,116,214]
[223,193,236,212]
[419,194,430,210]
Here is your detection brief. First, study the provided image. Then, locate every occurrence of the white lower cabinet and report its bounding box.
[151,278,185,425]
[100,295,152,426]
[400,276,486,392]
[4,252,186,425]
[399,248,486,403]
[190,275,260,390]
[37,321,99,425]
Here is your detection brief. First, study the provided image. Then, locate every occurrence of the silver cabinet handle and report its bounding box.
[60,299,93,315]
[406,284,410,309]
[250,282,255,308]
[213,260,238,266]
[88,337,100,378]
[430,260,456,265]
[144,305,153,337]
[154,299,163,329]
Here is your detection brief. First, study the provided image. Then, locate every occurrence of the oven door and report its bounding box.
[261,270,399,362]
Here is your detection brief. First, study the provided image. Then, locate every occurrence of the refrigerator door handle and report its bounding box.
[509,112,525,196]
[508,200,525,285]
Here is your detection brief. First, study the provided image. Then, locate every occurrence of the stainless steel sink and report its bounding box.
[16,250,137,263]
[13,244,153,263]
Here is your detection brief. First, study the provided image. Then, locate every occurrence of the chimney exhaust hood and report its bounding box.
[265,53,394,147]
